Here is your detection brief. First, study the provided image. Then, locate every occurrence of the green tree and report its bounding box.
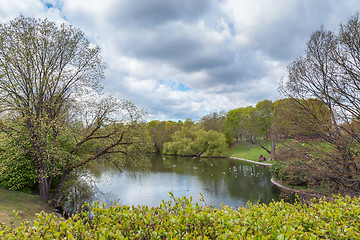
[163,125,228,157]
[147,120,181,153]
[0,16,147,205]
[255,100,273,139]
[224,108,246,142]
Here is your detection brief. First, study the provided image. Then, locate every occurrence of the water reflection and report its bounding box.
[90,154,281,209]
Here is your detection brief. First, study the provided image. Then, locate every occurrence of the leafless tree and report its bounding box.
[280,13,360,194]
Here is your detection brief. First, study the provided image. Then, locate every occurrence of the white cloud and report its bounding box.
[1,0,359,120]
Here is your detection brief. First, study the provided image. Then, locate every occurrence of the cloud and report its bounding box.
[0,0,64,23]
[1,0,359,120]
[108,0,213,27]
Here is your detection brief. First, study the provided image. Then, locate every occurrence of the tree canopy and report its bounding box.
[0,16,147,205]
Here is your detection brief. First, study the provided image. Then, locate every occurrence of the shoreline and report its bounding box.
[229,156,273,166]
[230,156,333,200]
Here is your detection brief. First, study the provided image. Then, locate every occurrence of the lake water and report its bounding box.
[88,154,282,209]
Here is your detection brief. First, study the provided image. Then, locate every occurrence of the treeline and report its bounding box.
[146,98,329,160]
[146,117,228,157]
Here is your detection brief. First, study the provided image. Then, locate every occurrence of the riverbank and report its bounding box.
[230,156,333,200]
[229,156,273,166]
[0,187,52,226]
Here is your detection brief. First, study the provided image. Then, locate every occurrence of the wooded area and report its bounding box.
[1,12,360,209]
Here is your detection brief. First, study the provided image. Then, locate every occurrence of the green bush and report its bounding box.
[163,126,228,157]
[271,160,289,182]
[0,153,37,193]
[1,195,360,239]
[0,134,37,193]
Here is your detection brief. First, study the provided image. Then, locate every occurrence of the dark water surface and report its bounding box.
[91,154,282,209]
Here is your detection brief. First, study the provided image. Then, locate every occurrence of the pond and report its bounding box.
[86,154,282,209]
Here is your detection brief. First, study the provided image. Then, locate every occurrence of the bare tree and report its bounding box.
[280,13,360,193]
[0,16,147,205]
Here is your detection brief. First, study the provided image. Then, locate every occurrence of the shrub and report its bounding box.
[0,134,37,193]
[1,195,360,239]
[0,153,37,193]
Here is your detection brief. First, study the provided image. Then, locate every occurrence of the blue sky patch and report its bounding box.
[228,23,235,36]
[45,3,53,8]
[158,80,192,92]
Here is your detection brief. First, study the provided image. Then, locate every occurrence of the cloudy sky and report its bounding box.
[0,0,359,121]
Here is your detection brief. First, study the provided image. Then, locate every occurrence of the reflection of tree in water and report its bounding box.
[82,154,282,208]
[153,154,281,204]
[61,169,97,217]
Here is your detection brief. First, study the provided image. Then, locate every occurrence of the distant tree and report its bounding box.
[225,104,277,159]
[147,120,181,153]
[162,125,228,157]
[0,16,147,205]
[224,108,246,142]
[255,100,273,139]
[200,111,226,132]
[273,98,331,139]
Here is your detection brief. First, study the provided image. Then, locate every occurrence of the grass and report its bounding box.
[228,140,273,162]
[0,186,52,227]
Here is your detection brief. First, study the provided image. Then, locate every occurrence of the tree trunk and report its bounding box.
[38,176,50,202]
[52,170,70,206]
[270,138,276,161]
[248,138,271,154]
[269,124,278,161]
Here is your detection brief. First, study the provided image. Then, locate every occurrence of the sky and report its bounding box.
[0,0,359,121]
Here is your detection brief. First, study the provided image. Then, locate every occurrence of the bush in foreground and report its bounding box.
[1,194,359,239]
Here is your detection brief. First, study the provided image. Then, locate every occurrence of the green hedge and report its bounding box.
[1,194,359,239]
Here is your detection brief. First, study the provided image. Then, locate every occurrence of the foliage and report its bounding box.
[255,100,273,139]
[0,132,37,193]
[0,16,148,205]
[271,142,312,187]
[1,195,360,239]
[273,98,331,139]
[163,125,228,157]
[0,153,37,193]
[146,120,182,153]
[200,111,226,132]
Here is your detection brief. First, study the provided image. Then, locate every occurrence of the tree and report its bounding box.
[225,104,277,160]
[162,124,228,157]
[224,108,246,142]
[147,120,181,153]
[0,16,147,205]
[200,111,226,132]
[280,13,360,193]
[255,100,273,139]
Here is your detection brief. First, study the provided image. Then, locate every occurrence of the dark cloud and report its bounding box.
[109,0,214,27]
[113,22,236,78]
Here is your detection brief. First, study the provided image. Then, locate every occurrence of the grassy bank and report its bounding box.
[228,140,271,162]
[0,187,51,226]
